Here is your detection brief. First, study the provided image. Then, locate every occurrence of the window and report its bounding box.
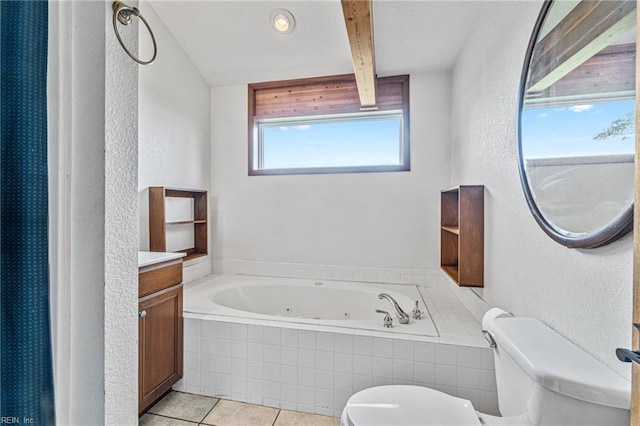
[248,74,409,175]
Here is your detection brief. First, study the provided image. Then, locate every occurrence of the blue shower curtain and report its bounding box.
[1,1,55,424]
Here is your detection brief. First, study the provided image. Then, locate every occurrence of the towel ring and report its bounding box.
[112,1,157,65]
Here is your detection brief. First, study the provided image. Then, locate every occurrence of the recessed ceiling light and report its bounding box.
[270,9,295,34]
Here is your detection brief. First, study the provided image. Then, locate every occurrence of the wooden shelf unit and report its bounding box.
[440,185,484,287]
[149,187,208,262]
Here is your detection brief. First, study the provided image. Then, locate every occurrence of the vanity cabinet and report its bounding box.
[440,185,484,287]
[138,256,184,415]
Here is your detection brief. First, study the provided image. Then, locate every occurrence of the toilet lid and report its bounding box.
[344,385,481,426]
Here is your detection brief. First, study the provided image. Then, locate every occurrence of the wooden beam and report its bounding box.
[341,0,377,108]
[525,43,635,107]
[527,0,636,94]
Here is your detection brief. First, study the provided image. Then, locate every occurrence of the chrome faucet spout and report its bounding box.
[378,293,410,324]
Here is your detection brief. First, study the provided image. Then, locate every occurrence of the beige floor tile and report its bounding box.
[274,410,339,426]
[147,391,219,423]
[139,413,199,425]
[201,400,279,426]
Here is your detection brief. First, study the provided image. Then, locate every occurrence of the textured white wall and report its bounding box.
[450,0,632,379]
[138,2,211,277]
[210,73,450,271]
[49,1,139,424]
[105,0,139,422]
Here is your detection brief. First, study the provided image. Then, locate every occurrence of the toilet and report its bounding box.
[341,309,631,426]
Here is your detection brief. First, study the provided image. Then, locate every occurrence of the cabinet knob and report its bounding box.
[139,310,147,318]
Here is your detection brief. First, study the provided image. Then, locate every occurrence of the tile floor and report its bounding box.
[140,391,340,426]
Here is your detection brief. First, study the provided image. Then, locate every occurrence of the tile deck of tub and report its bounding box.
[140,391,340,426]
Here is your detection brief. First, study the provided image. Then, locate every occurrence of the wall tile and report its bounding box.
[299,330,316,349]
[353,374,373,392]
[247,360,263,379]
[457,366,480,390]
[232,358,247,377]
[353,355,373,376]
[248,325,264,343]
[298,367,315,387]
[334,353,354,373]
[316,332,334,350]
[281,365,298,385]
[281,347,298,366]
[282,328,299,347]
[232,341,248,359]
[298,348,315,368]
[316,389,334,410]
[298,386,315,406]
[281,383,297,403]
[215,339,232,357]
[393,340,414,361]
[373,358,393,379]
[247,342,264,361]
[264,327,281,345]
[200,354,215,372]
[216,322,232,340]
[393,359,414,381]
[334,372,353,392]
[458,346,481,368]
[247,378,263,398]
[373,338,393,358]
[232,323,248,341]
[184,318,201,336]
[480,349,494,370]
[414,342,436,363]
[316,351,334,371]
[264,344,280,364]
[184,335,199,353]
[436,344,458,366]
[200,320,215,338]
[335,334,354,353]
[215,357,231,374]
[480,369,497,392]
[316,370,334,389]
[354,336,373,355]
[263,363,280,382]
[435,364,457,387]
[414,362,435,385]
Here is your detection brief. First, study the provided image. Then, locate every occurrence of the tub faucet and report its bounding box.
[378,293,410,324]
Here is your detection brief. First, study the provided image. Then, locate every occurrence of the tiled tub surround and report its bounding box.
[175,278,498,418]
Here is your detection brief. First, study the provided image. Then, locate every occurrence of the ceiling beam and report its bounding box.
[525,43,635,107]
[527,0,636,94]
[341,0,377,109]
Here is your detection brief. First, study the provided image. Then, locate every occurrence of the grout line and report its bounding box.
[144,413,199,424]
[199,397,221,425]
[271,409,282,426]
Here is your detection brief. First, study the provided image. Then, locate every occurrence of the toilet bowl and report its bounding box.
[340,309,631,426]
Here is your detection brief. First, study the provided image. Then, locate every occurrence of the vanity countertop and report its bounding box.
[138,251,186,268]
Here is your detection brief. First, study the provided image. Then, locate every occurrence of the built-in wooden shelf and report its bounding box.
[149,187,208,262]
[441,225,460,235]
[440,185,484,287]
[166,220,208,226]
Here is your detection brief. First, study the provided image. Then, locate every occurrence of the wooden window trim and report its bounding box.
[247,74,410,176]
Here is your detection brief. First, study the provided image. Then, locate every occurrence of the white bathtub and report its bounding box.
[184,275,438,337]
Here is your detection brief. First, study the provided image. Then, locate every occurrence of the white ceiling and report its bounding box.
[148,1,487,87]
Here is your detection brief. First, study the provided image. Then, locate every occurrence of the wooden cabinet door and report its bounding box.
[139,285,183,414]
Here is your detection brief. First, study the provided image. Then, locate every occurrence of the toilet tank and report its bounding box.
[484,315,630,425]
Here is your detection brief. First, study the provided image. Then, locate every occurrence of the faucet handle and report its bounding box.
[412,301,423,320]
[376,309,393,328]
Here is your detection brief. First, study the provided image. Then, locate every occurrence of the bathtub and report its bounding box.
[184,275,438,337]
[178,275,498,417]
